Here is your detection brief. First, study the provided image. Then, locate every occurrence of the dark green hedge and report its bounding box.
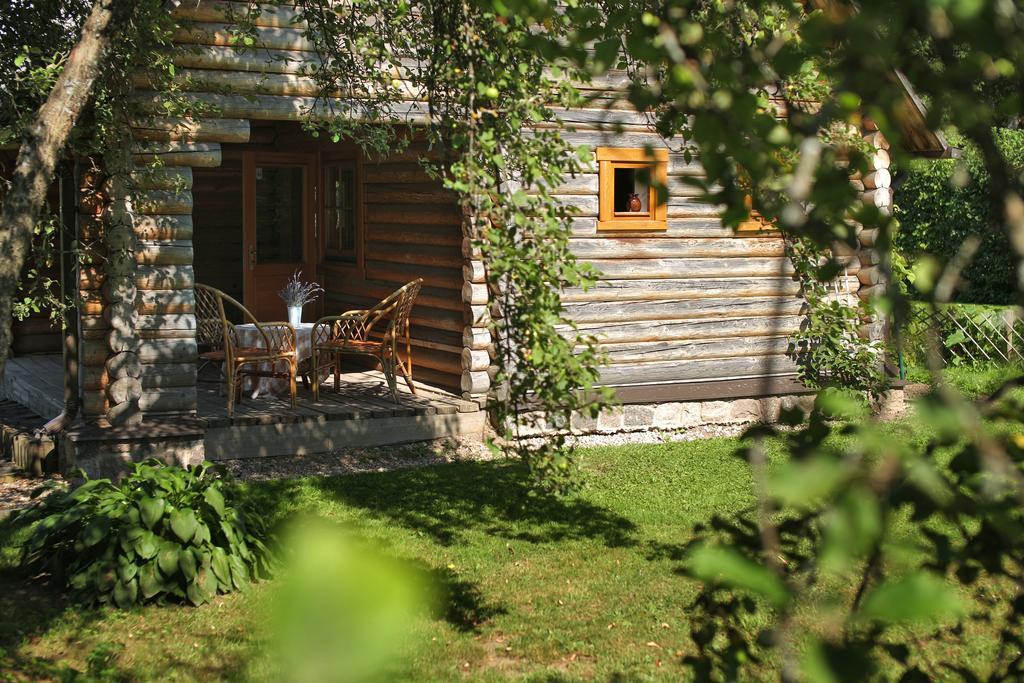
[894,129,1024,305]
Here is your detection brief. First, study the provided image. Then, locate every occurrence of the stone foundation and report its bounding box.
[60,422,206,480]
[519,388,907,438]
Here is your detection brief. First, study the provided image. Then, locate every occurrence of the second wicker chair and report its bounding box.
[310,279,423,402]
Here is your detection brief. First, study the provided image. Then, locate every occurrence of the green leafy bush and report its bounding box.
[16,460,273,608]
[894,129,1024,304]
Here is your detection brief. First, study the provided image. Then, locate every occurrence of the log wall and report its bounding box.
[101,0,874,414]
[324,145,465,392]
[542,129,850,389]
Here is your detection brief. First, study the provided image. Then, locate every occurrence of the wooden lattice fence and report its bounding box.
[902,304,1024,365]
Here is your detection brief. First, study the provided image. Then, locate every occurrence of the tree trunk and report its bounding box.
[0,0,122,380]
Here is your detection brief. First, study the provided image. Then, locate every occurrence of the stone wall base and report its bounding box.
[60,426,206,480]
[519,389,906,438]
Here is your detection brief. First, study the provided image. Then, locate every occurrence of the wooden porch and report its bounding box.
[1,355,485,463]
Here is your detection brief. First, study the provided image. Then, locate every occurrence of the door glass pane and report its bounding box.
[255,166,304,264]
[325,164,356,263]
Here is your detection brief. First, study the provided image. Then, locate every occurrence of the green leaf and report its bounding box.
[170,509,199,543]
[80,516,110,548]
[113,578,138,609]
[858,573,964,625]
[686,545,790,608]
[211,547,231,587]
[180,547,198,581]
[135,531,159,560]
[139,561,164,599]
[203,487,226,516]
[116,557,138,583]
[138,496,165,529]
[157,543,180,576]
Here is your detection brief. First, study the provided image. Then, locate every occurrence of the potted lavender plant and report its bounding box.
[278,271,324,326]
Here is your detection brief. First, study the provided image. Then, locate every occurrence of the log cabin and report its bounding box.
[0,1,951,475]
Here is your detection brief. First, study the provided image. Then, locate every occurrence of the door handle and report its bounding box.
[248,244,256,267]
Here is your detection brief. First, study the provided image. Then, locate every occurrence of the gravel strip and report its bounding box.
[220,436,498,482]
[0,475,66,516]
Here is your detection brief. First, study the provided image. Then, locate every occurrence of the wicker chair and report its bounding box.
[311,278,423,402]
[194,283,298,417]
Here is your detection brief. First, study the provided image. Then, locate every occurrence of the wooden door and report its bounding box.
[242,152,318,321]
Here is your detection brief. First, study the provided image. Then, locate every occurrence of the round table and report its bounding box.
[233,322,315,397]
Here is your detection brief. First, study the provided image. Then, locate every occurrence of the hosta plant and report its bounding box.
[16,459,273,608]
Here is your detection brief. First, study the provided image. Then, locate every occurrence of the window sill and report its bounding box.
[597,219,667,232]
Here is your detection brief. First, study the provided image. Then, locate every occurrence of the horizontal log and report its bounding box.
[173,45,321,75]
[140,365,197,390]
[138,289,195,315]
[462,282,488,305]
[562,276,819,303]
[859,249,880,267]
[137,241,194,266]
[364,261,462,290]
[365,187,458,206]
[137,68,323,98]
[321,277,461,312]
[137,314,196,333]
[82,339,110,367]
[858,265,885,286]
[867,149,890,172]
[130,116,250,143]
[863,130,889,151]
[858,283,885,300]
[172,23,317,52]
[461,348,491,372]
[133,90,430,125]
[82,392,107,416]
[569,237,786,260]
[171,1,305,29]
[598,355,798,386]
[133,141,222,168]
[135,190,193,215]
[462,237,483,259]
[597,336,791,364]
[461,370,490,394]
[862,168,891,190]
[572,316,802,344]
[862,188,892,209]
[365,204,461,226]
[364,243,462,269]
[464,327,492,350]
[564,296,805,323]
[130,167,193,191]
[134,214,194,241]
[585,257,795,280]
[859,228,879,248]
[140,388,197,414]
[137,338,198,364]
[368,224,462,247]
[463,260,486,284]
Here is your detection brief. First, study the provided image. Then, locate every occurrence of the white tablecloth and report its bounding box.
[234,322,314,397]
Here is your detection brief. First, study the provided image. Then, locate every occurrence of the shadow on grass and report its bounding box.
[0,517,122,681]
[290,458,638,548]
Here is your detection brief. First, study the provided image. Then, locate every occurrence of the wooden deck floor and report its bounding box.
[196,369,480,427]
[2,355,486,460]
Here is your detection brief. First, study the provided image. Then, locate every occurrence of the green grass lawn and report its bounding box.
[0,407,1018,681]
[1,439,762,682]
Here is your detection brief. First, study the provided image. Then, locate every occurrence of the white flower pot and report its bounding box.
[288,305,302,326]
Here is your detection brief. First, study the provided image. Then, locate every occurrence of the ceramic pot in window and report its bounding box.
[628,192,642,212]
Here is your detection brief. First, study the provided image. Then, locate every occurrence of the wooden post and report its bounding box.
[103,122,143,426]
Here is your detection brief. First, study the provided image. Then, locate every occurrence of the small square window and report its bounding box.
[597,147,668,232]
